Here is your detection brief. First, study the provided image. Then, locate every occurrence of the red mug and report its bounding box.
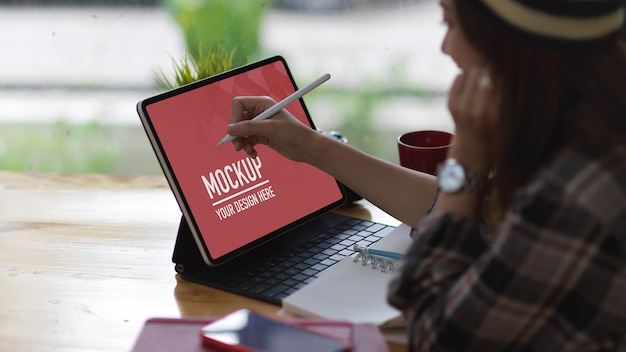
[398,130,453,175]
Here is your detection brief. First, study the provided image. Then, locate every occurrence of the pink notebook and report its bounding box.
[131,317,389,352]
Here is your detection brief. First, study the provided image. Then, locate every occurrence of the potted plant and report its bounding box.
[154,44,252,90]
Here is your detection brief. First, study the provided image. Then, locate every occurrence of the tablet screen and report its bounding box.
[138,56,345,265]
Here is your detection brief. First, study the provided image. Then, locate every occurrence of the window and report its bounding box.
[0,0,455,174]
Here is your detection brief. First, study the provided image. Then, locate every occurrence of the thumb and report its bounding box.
[226,120,269,138]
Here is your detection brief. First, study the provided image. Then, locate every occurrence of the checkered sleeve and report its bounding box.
[388,148,626,351]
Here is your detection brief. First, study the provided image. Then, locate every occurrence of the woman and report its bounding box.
[225,0,626,350]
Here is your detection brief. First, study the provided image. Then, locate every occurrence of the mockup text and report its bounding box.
[201,156,263,200]
[214,185,276,220]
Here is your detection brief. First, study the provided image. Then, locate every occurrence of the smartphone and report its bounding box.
[200,309,349,352]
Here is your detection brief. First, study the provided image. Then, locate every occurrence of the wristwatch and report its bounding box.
[437,159,484,194]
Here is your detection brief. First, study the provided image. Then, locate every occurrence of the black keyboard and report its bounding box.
[218,218,394,304]
[173,213,395,306]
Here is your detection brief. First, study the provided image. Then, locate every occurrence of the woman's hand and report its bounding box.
[431,67,502,221]
[447,66,502,176]
[226,96,319,162]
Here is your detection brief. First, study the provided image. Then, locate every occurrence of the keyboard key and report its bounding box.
[303,258,319,266]
[265,278,282,286]
[294,263,310,271]
[274,273,291,281]
[349,235,365,241]
[339,249,354,256]
[326,228,341,235]
[311,263,328,271]
[302,268,319,277]
[345,218,361,225]
[331,244,346,251]
[322,248,338,256]
[260,271,274,278]
[250,284,271,294]
[293,273,310,282]
[262,284,290,298]
[320,258,337,266]
[286,256,301,263]
[294,282,307,291]
[282,278,300,287]
[367,223,387,232]
[269,266,285,274]
[330,254,345,261]
[353,224,368,231]
[284,287,299,296]
[339,239,356,246]
[313,253,329,261]
[356,240,374,247]
[324,237,342,245]
[250,276,265,284]
[284,268,301,276]
[235,282,256,291]
[279,261,293,269]
[340,230,357,237]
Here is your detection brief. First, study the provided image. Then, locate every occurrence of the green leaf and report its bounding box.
[153,44,252,90]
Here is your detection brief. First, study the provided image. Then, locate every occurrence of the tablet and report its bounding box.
[136,56,346,266]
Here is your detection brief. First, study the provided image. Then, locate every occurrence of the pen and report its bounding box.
[353,245,404,261]
[216,73,331,146]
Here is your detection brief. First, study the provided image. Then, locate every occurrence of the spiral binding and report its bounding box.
[353,246,396,273]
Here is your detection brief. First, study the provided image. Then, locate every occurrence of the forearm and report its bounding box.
[305,132,438,227]
[432,189,483,221]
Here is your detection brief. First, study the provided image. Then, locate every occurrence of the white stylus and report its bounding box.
[216,73,331,146]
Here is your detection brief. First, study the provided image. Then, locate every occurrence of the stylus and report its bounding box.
[217,73,331,146]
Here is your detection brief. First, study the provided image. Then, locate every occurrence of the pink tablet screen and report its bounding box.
[144,59,343,261]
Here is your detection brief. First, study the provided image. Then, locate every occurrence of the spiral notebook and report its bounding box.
[281,224,413,329]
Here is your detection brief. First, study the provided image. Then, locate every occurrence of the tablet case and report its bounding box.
[131,317,389,352]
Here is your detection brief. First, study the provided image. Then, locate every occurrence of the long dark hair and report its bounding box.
[455,0,626,218]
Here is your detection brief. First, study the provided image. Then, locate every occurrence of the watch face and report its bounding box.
[439,162,465,193]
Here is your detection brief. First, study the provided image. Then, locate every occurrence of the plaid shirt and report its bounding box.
[388,146,626,351]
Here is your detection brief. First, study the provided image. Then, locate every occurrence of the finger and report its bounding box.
[226,119,275,140]
[467,67,495,120]
[230,96,276,123]
[450,67,492,123]
[448,72,469,119]
[231,97,255,123]
[458,71,477,119]
[465,68,487,118]
[243,143,258,159]
[232,137,243,151]
[476,69,493,91]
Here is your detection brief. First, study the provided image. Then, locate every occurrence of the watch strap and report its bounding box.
[438,159,486,194]
[464,168,485,193]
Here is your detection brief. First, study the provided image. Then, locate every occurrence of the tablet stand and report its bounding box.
[172,215,281,278]
[172,216,205,276]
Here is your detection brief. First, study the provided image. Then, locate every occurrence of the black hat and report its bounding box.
[474,0,625,46]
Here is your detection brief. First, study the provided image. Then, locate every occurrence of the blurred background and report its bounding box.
[0,0,456,175]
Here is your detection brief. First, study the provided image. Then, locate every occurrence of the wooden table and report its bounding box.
[0,172,402,352]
